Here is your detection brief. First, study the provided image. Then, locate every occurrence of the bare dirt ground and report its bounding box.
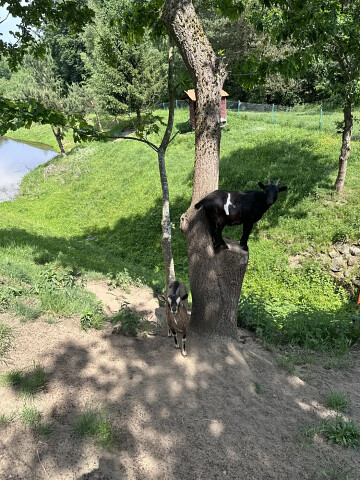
[1,281,360,480]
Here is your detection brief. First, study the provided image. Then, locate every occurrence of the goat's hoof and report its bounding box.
[175,345,180,349]
[182,352,187,358]
[214,243,228,252]
[239,244,249,252]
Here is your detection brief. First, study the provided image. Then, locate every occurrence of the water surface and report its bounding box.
[0,136,57,202]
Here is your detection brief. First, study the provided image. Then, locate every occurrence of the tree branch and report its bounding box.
[0,12,10,24]
[75,131,159,152]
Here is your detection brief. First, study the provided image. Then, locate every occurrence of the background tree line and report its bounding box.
[0,0,340,119]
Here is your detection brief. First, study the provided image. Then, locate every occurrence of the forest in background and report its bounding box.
[0,0,343,130]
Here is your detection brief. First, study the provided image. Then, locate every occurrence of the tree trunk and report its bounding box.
[96,112,103,132]
[158,36,176,288]
[51,126,66,157]
[136,108,143,125]
[163,0,249,337]
[334,100,353,192]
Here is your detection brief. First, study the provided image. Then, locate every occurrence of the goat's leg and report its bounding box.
[171,329,180,349]
[181,333,187,357]
[214,220,228,250]
[203,210,226,250]
[240,222,254,251]
[168,328,172,337]
[209,216,228,251]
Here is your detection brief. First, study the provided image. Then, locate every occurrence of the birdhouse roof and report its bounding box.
[183,89,229,101]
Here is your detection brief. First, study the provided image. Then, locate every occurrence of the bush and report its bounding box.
[323,416,360,448]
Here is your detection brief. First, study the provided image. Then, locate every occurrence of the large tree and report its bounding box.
[161,0,249,336]
[258,0,360,192]
[84,0,166,122]
[0,0,93,69]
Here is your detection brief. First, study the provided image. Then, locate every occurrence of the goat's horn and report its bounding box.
[267,178,271,185]
[275,178,280,185]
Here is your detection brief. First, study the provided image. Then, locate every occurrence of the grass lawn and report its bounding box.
[1,107,360,350]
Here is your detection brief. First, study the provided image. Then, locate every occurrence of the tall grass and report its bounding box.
[1,108,360,349]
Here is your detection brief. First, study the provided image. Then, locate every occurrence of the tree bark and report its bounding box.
[334,100,353,192]
[96,112,103,132]
[51,126,66,157]
[163,0,248,337]
[158,36,176,287]
[136,108,143,125]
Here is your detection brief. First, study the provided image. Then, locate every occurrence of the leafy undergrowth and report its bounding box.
[0,258,105,329]
[1,108,360,351]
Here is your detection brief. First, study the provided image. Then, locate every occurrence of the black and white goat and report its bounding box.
[195,178,287,251]
[158,281,190,357]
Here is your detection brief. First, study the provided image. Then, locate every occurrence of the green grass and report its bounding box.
[0,256,106,328]
[20,405,41,428]
[311,464,355,480]
[1,108,360,351]
[301,415,360,448]
[0,412,15,428]
[111,301,155,337]
[325,391,350,413]
[20,405,53,436]
[73,407,116,449]
[0,323,13,362]
[323,416,360,447]
[0,364,47,397]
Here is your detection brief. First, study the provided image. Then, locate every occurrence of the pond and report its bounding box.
[0,136,57,202]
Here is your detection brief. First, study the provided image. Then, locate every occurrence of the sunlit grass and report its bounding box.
[1,108,360,350]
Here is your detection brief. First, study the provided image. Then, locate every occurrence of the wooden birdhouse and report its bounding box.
[183,89,229,130]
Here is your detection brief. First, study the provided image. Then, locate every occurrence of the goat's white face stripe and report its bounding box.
[224,193,233,215]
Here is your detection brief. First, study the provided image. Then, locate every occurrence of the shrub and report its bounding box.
[80,308,105,331]
[111,302,153,337]
[323,416,360,448]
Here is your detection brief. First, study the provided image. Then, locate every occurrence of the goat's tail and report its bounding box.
[194,199,205,210]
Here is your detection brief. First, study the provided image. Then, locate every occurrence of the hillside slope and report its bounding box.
[1,109,360,348]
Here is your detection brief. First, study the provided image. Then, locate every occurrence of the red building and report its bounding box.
[183,89,229,130]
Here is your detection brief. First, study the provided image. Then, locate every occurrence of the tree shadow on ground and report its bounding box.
[1,316,359,480]
[0,194,190,289]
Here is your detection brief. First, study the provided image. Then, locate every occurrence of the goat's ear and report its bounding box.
[279,186,287,192]
[258,182,265,190]
[181,293,188,301]
[158,294,167,303]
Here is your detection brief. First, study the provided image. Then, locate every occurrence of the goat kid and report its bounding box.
[158,281,190,357]
[195,178,287,252]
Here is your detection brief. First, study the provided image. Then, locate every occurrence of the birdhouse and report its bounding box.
[183,89,229,130]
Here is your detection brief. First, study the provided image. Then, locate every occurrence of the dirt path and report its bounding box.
[1,282,359,480]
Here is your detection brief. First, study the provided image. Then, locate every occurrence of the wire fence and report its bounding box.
[154,99,346,135]
[156,99,299,113]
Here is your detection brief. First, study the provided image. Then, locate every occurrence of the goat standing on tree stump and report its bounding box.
[195,178,287,252]
[159,281,190,357]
